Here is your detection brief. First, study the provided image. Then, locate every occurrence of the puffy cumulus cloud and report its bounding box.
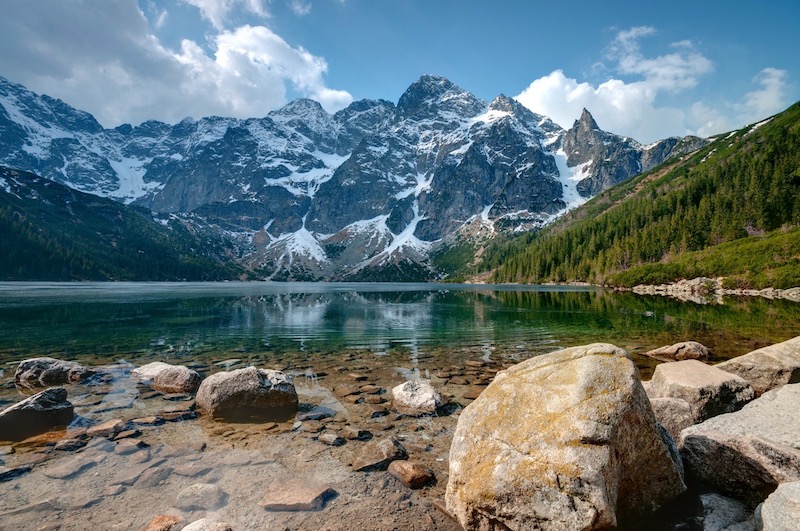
[0,0,351,127]
[516,27,790,144]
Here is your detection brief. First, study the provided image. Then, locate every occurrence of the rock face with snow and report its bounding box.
[445,344,686,530]
[0,74,706,281]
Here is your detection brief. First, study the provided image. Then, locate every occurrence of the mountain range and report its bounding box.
[0,74,706,281]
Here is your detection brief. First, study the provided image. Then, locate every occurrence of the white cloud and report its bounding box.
[290,0,312,16]
[0,0,351,127]
[735,68,788,123]
[516,27,790,143]
[181,0,270,30]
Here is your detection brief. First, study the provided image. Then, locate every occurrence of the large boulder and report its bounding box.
[756,481,800,530]
[715,336,800,396]
[153,365,201,394]
[644,341,712,362]
[391,380,443,416]
[196,366,297,422]
[647,359,754,423]
[0,387,74,441]
[14,357,93,388]
[445,343,686,531]
[680,383,800,506]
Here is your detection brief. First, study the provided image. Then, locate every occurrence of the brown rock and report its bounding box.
[87,418,125,439]
[462,386,485,400]
[0,387,74,441]
[388,460,435,488]
[342,426,371,440]
[114,438,146,455]
[259,478,335,511]
[352,437,407,471]
[153,365,202,394]
[318,433,345,446]
[349,374,368,382]
[334,385,360,397]
[364,395,385,404]
[196,366,298,422]
[359,384,382,394]
[142,514,183,531]
[644,341,712,362]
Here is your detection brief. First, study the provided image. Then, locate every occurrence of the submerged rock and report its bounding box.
[0,387,74,441]
[644,341,712,362]
[259,478,335,511]
[446,343,685,531]
[352,437,408,472]
[715,336,800,396]
[391,380,443,416]
[681,383,800,506]
[152,365,201,394]
[176,483,227,511]
[14,357,92,388]
[131,362,173,383]
[196,366,297,422]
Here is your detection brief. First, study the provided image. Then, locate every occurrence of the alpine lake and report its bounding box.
[0,282,798,530]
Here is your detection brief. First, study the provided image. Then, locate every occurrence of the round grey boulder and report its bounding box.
[196,366,297,422]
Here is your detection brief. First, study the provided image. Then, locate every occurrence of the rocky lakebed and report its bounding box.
[1,336,799,530]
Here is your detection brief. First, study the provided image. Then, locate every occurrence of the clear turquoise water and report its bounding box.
[0,282,797,377]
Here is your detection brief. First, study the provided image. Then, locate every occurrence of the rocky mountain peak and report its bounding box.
[575,108,600,132]
[397,74,485,120]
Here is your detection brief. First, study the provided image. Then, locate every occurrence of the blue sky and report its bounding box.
[0,0,797,143]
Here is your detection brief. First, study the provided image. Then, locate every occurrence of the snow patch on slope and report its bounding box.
[552,149,590,211]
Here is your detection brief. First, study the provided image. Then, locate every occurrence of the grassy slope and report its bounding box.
[486,102,800,289]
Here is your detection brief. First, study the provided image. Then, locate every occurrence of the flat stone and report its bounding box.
[334,385,360,398]
[111,458,166,486]
[54,438,87,452]
[135,466,173,488]
[114,429,142,440]
[342,426,371,440]
[103,484,125,496]
[349,373,369,382]
[42,453,104,479]
[363,395,385,404]
[173,463,213,477]
[449,377,469,385]
[259,478,335,511]
[0,464,32,482]
[176,483,227,511]
[681,383,800,505]
[0,498,60,518]
[318,433,345,446]
[462,386,485,400]
[352,437,408,472]
[130,416,165,426]
[463,360,485,368]
[359,385,382,394]
[87,418,125,439]
[114,438,146,455]
[388,460,435,489]
[716,336,800,395]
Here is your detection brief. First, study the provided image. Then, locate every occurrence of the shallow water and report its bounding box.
[0,282,798,529]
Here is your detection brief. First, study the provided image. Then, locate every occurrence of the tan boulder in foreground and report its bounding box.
[446,343,685,531]
[715,336,800,396]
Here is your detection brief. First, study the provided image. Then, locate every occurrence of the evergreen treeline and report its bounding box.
[487,102,800,289]
[0,167,241,281]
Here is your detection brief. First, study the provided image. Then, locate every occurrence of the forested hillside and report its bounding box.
[0,167,241,281]
[487,102,800,289]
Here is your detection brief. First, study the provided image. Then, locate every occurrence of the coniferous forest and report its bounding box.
[486,102,800,289]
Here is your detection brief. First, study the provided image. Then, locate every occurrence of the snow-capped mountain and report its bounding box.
[0,74,706,280]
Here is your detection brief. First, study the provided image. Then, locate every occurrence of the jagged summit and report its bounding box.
[396,74,484,120]
[575,108,600,132]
